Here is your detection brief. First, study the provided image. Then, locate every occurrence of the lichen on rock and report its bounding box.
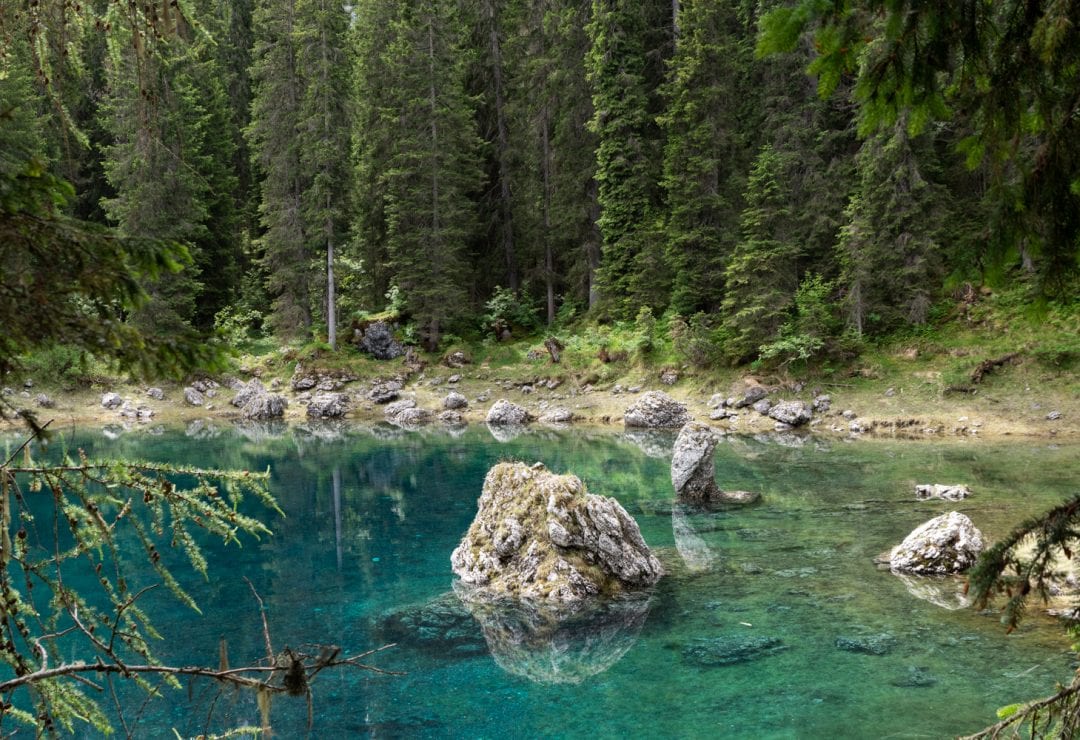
[451,462,662,604]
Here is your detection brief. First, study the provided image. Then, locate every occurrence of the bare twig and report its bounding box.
[2,419,52,468]
[244,577,276,672]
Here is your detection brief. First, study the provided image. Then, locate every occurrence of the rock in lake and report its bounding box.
[438,410,465,426]
[486,399,531,425]
[682,635,786,666]
[915,484,972,502]
[451,462,662,603]
[101,392,123,410]
[623,391,692,429]
[358,320,405,360]
[887,512,984,575]
[671,422,722,503]
[767,400,812,427]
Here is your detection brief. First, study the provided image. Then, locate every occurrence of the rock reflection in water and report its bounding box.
[893,573,973,610]
[453,583,652,685]
[672,504,717,573]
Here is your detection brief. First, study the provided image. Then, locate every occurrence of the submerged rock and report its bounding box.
[887,512,984,575]
[373,592,487,658]
[454,586,652,684]
[914,484,972,501]
[835,633,896,655]
[451,462,662,603]
[682,635,786,666]
[486,399,532,425]
[623,391,692,429]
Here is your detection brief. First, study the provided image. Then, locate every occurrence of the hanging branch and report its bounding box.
[0,425,400,736]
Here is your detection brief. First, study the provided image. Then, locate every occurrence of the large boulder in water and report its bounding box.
[451,462,662,603]
[671,422,722,502]
[887,512,984,574]
[623,391,692,429]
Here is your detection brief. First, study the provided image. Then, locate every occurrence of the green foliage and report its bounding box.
[633,306,657,355]
[586,0,669,318]
[758,0,1080,301]
[0,443,277,734]
[483,286,541,338]
[721,144,800,361]
[214,304,266,346]
[758,274,838,368]
[671,312,725,368]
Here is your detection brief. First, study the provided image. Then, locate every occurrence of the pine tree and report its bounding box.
[99,4,239,334]
[247,0,312,337]
[660,0,754,315]
[374,0,483,348]
[721,144,801,360]
[586,0,669,318]
[838,119,947,336]
[295,0,351,348]
[508,0,601,321]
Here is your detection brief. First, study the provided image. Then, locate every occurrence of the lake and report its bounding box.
[9,421,1078,738]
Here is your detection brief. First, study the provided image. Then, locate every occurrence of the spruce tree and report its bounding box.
[248,0,313,337]
[295,0,351,348]
[375,0,483,348]
[660,0,754,315]
[586,0,669,318]
[838,119,948,335]
[721,144,801,361]
[508,0,601,321]
[99,5,239,334]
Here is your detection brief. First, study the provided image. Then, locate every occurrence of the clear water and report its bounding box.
[8,422,1079,738]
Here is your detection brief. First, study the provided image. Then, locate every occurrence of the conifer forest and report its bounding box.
[3,0,1077,362]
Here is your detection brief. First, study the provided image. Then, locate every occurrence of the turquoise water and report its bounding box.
[8,423,1079,738]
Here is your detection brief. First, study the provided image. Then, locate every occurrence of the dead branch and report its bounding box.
[960,673,1080,739]
[970,352,1020,384]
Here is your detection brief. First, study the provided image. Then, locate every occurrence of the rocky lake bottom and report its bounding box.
[6,423,1079,738]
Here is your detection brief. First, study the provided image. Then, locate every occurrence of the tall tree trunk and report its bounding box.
[541,103,555,324]
[484,0,517,290]
[586,178,602,309]
[327,228,336,349]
